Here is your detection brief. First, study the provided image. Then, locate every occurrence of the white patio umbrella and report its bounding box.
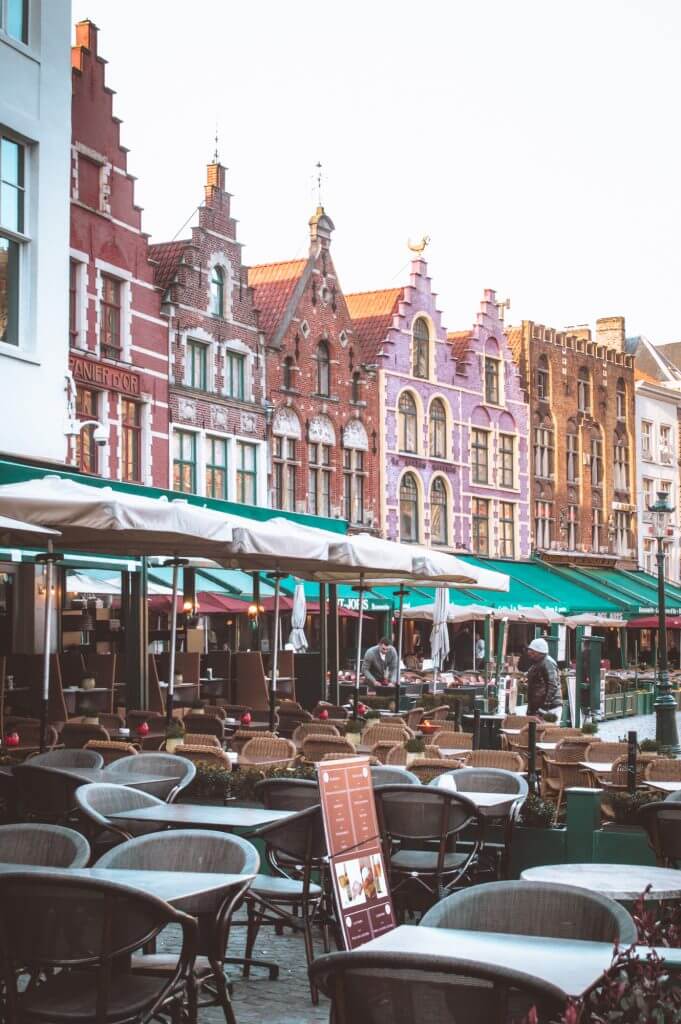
[0,515,61,546]
[65,572,120,596]
[401,602,494,622]
[430,586,451,685]
[564,613,627,628]
[288,582,309,652]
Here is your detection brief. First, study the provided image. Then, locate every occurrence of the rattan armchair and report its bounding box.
[181,732,222,749]
[239,735,297,769]
[59,720,110,749]
[106,752,196,802]
[0,823,90,867]
[542,743,592,819]
[84,739,138,764]
[362,723,412,747]
[181,712,225,740]
[370,740,404,764]
[430,730,472,751]
[229,729,275,755]
[292,722,340,747]
[405,707,425,731]
[584,741,628,763]
[409,758,463,783]
[385,744,408,765]
[540,727,584,743]
[466,750,524,772]
[428,705,451,723]
[300,734,356,762]
[175,744,233,768]
[645,757,681,784]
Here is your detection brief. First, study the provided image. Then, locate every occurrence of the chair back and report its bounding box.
[409,759,460,783]
[585,741,628,763]
[645,757,681,783]
[639,801,681,867]
[0,823,90,867]
[0,873,196,1015]
[309,949,567,1024]
[466,750,524,772]
[84,740,137,764]
[105,752,196,802]
[229,728,275,755]
[541,727,583,742]
[174,744,231,768]
[253,804,326,864]
[239,735,296,768]
[428,705,451,722]
[405,707,425,731]
[292,722,340,747]
[377,785,477,842]
[233,651,269,709]
[385,744,408,766]
[96,827,259,876]
[75,782,165,837]
[431,730,472,750]
[60,721,111,749]
[362,723,411,747]
[370,765,420,787]
[431,767,528,797]
[30,748,104,769]
[419,879,637,944]
[255,777,320,811]
[182,732,221,749]
[301,734,356,762]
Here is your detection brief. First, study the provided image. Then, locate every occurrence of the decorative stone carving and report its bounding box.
[178,398,197,423]
[308,414,336,445]
[240,412,257,434]
[211,406,228,431]
[342,419,369,451]
[272,406,302,438]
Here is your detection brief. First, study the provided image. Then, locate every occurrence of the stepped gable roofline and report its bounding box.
[346,287,402,362]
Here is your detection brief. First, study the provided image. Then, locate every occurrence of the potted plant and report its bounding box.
[404,736,425,766]
[519,793,556,829]
[640,738,659,752]
[581,719,599,735]
[165,719,185,753]
[344,718,362,745]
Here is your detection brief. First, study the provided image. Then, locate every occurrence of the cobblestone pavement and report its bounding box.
[596,709,681,742]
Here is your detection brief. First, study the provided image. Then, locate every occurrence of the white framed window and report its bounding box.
[642,477,655,514]
[343,448,366,525]
[534,500,553,550]
[614,510,633,556]
[641,421,653,460]
[273,436,297,512]
[186,339,209,390]
[643,538,655,574]
[0,133,26,348]
[236,441,258,505]
[660,425,673,465]
[1,0,28,44]
[499,501,515,558]
[592,507,604,552]
[533,425,554,480]
[308,442,332,517]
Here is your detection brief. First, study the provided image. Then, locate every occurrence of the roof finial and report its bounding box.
[315,161,323,207]
[213,124,219,164]
[407,235,430,255]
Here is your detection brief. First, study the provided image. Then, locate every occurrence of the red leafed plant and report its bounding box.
[632,884,681,949]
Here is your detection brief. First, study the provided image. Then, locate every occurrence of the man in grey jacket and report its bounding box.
[362,637,399,687]
[525,637,562,717]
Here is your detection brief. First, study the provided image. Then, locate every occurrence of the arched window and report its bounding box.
[536,355,550,400]
[210,265,224,318]
[577,367,591,413]
[317,341,330,396]
[398,391,418,453]
[352,371,361,404]
[283,356,295,391]
[429,399,447,458]
[399,473,419,543]
[616,378,626,420]
[412,317,429,379]
[430,477,447,546]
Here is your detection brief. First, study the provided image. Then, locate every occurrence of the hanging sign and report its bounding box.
[317,756,395,949]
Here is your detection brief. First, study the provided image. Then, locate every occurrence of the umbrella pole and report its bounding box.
[37,542,57,753]
[354,578,365,720]
[165,558,185,725]
[395,587,407,713]
[270,574,282,731]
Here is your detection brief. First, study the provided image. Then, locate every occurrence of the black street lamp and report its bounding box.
[648,490,680,754]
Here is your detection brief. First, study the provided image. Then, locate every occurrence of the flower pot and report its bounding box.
[81,678,96,691]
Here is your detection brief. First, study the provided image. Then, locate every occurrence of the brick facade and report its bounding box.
[348,259,530,556]
[68,21,169,487]
[510,316,637,564]
[248,209,379,528]
[149,162,266,506]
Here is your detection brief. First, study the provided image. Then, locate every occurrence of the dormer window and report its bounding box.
[210,265,224,318]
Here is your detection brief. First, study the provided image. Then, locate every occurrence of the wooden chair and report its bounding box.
[239,735,297,769]
[301,734,356,762]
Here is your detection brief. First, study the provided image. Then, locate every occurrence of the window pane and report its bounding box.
[0,236,19,345]
[0,136,24,232]
[400,474,419,542]
[7,0,28,42]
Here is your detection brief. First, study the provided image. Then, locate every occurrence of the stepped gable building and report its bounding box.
[248,209,378,528]
[348,258,530,556]
[509,316,637,564]
[149,161,266,505]
[69,21,169,485]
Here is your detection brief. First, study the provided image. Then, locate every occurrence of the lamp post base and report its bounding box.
[654,693,681,756]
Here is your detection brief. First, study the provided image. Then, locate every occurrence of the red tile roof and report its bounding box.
[506,325,523,365]
[447,330,473,365]
[346,288,402,361]
[248,259,307,342]
[148,240,190,291]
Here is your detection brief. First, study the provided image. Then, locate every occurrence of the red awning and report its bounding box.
[628,616,681,629]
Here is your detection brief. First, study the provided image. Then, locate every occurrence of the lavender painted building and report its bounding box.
[347,258,530,558]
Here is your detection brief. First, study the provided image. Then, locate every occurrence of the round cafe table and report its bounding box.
[521,863,681,903]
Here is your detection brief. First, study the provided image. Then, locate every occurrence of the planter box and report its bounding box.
[509,826,568,878]
[592,824,656,867]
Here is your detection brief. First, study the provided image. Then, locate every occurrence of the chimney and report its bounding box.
[75,20,98,54]
[309,206,335,249]
[596,316,625,353]
[205,162,226,203]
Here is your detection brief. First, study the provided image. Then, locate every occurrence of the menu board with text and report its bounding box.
[317,756,395,949]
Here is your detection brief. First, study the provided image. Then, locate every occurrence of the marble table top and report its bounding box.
[521,863,681,900]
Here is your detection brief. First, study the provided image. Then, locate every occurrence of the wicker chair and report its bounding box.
[29,748,104,769]
[362,723,411,747]
[466,750,524,772]
[409,758,462,783]
[541,727,584,743]
[106,752,196,802]
[84,739,138,764]
[229,728,276,755]
[301,734,356,762]
[502,715,539,731]
[76,782,169,845]
[645,757,681,784]
[371,765,420,787]
[430,730,472,751]
[428,705,451,723]
[584,741,628,763]
[639,800,681,867]
[0,823,90,867]
[542,742,592,819]
[370,741,404,764]
[292,722,340,747]
[181,733,222,749]
[277,707,313,738]
[385,744,409,765]
[0,873,198,1024]
[405,707,425,731]
[420,879,637,943]
[240,735,297,769]
[309,949,566,1024]
[174,743,232,768]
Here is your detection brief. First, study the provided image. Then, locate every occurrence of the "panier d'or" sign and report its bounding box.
[69,354,141,397]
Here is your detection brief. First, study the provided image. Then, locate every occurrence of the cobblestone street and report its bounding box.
[596,709,681,743]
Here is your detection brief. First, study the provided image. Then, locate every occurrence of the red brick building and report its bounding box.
[149,161,266,505]
[248,209,379,528]
[68,22,169,485]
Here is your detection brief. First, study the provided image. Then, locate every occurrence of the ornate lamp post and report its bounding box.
[648,491,680,754]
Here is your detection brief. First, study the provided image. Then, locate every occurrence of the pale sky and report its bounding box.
[71,0,681,342]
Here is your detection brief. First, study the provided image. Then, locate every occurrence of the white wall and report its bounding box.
[636,381,681,581]
[0,0,71,463]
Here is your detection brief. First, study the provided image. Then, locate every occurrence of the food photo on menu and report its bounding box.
[335,858,367,909]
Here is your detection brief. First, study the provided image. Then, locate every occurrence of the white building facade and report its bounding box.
[636,373,681,582]
[0,0,71,463]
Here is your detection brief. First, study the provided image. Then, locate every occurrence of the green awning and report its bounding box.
[566,566,681,616]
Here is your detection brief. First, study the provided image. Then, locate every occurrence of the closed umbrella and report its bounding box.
[430,586,451,686]
[288,582,308,652]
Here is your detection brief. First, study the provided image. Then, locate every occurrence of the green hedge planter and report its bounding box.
[592,825,656,867]
[509,826,568,878]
